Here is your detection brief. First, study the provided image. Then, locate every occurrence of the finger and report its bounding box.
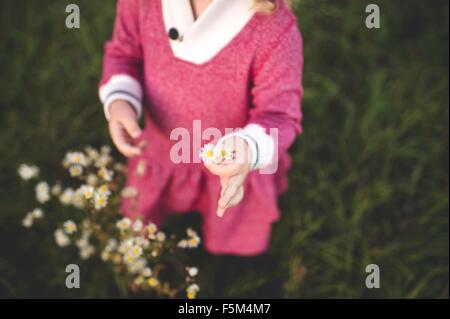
[227,186,244,208]
[218,180,240,209]
[121,117,142,139]
[217,186,244,217]
[218,172,247,206]
[204,161,242,177]
[110,122,142,157]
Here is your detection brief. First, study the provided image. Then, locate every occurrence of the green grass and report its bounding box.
[0,0,448,298]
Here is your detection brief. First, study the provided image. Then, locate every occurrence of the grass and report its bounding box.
[0,0,448,298]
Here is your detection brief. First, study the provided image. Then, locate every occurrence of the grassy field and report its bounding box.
[0,0,448,298]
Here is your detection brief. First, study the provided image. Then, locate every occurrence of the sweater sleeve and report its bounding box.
[247,18,304,167]
[99,0,144,120]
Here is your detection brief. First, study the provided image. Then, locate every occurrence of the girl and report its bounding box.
[99,0,303,255]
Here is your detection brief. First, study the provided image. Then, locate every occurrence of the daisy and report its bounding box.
[69,164,83,177]
[51,183,62,196]
[98,166,113,182]
[18,164,39,180]
[72,189,86,209]
[188,236,201,248]
[216,144,233,161]
[141,267,152,278]
[80,185,94,200]
[130,245,143,258]
[66,151,88,167]
[186,267,199,277]
[156,231,166,242]
[132,219,143,233]
[63,220,77,235]
[31,208,44,219]
[54,229,70,247]
[59,188,74,205]
[22,213,34,228]
[116,217,132,231]
[177,239,188,249]
[199,143,218,163]
[146,223,157,235]
[79,245,95,260]
[124,253,137,265]
[94,192,108,210]
[97,184,111,197]
[35,181,50,203]
[86,173,98,186]
[186,284,200,299]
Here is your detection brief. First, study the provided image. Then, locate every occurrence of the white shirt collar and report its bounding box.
[161,0,255,65]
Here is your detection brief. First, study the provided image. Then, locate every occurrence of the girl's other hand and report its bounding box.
[108,100,144,157]
[204,136,252,217]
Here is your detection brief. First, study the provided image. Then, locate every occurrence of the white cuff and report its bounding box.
[217,124,275,170]
[99,74,143,120]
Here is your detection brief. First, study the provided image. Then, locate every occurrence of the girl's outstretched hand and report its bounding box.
[108,100,145,157]
[204,136,252,217]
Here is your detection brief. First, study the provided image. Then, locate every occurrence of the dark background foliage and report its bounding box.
[0,0,448,298]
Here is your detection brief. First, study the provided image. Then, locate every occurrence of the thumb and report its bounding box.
[122,117,142,139]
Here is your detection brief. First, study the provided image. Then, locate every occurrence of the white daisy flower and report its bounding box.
[186,284,200,299]
[124,253,137,265]
[86,173,98,186]
[63,220,77,235]
[54,229,70,247]
[84,146,100,161]
[97,184,111,197]
[69,164,83,177]
[94,192,108,210]
[135,236,150,248]
[22,213,34,228]
[72,188,86,209]
[216,144,233,161]
[132,219,144,233]
[59,188,74,205]
[118,239,133,254]
[35,181,50,204]
[186,267,199,277]
[100,145,111,155]
[141,267,153,278]
[79,245,95,260]
[156,231,166,242]
[98,166,113,182]
[65,152,88,167]
[101,249,111,261]
[80,185,95,200]
[130,245,143,258]
[177,239,188,249]
[199,143,218,163]
[128,258,147,274]
[116,217,132,231]
[18,164,39,180]
[106,239,118,250]
[51,183,62,196]
[31,208,44,219]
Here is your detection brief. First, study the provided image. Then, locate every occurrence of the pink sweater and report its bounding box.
[100,0,303,255]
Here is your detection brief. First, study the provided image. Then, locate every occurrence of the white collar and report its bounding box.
[161,0,255,65]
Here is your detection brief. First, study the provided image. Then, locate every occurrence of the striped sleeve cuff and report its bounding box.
[99,74,143,121]
[217,124,275,171]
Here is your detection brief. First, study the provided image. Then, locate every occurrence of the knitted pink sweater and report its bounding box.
[100,0,303,255]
